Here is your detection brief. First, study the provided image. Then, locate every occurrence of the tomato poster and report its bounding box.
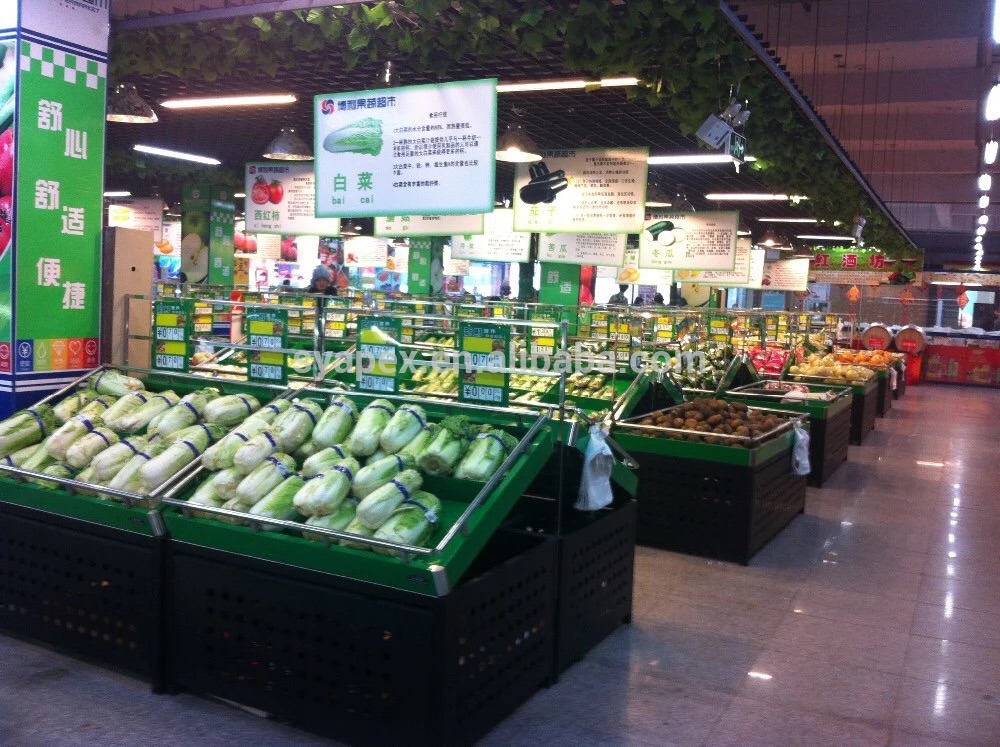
[245,162,341,236]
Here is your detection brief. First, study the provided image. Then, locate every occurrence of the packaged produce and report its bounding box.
[302,502,356,542]
[115,391,179,434]
[248,475,306,531]
[416,415,472,476]
[235,453,297,507]
[345,399,396,457]
[232,429,280,474]
[0,404,56,457]
[312,395,358,447]
[301,444,349,478]
[454,428,517,481]
[88,369,144,397]
[355,468,423,529]
[89,436,149,483]
[52,389,102,424]
[201,415,272,470]
[137,423,225,494]
[379,404,428,454]
[292,457,359,516]
[202,393,261,426]
[101,391,151,432]
[352,453,414,499]
[45,413,104,461]
[273,399,323,453]
[149,387,220,438]
[64,426,119,470]
[397,424,439,460]
[372,491,441,556]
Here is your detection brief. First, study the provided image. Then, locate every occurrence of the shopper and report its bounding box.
[608,284,629,304]
[306,265,337,296]
[652,293,665,305]
[633,296,644,306]
[993,306,1000,331]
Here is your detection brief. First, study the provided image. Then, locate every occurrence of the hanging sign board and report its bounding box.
[609,248,674,285]
[638,211,739,271]
[245,307,288,386]
[343,236,388,268]
[357,316,401,394]
[314,79,497,217]
[673,237,753,286]
[375,213,484,237]
[538,232,627,266]
[762,257,811,291]
[451,209,531,262]
[152,299,191,372]
[458,321,509,406]
[245,163,342,236]
[442,244,470,276]
[107,198,164,235]
[513,147,649,234]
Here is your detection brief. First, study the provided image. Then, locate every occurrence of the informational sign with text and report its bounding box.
[513,147,648,234]
[538,232,626,266]
[375,213,484,237]
[638,211,738,271]
[245,162,341,236]
[315,79,497,217]
[762,257,811,291]
[451,208,530,263]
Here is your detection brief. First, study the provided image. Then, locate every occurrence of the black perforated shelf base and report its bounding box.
[809,404,852,487]
[167,532,557,746]
[633,447,807,565]
[0,501,166,689]
[850,387,878,444]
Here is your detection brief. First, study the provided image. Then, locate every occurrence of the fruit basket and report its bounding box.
[726,381,853,486]
[612,400,808,564]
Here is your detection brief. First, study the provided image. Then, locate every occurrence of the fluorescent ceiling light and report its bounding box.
[980,195,990,209]
[994,0,1000,43]
[704,193,808,201]
[975,235,983,243]
[134,144,221,165]
[496,77,638,93]
[160,94,296,109]
[979,174,993,191]
[979,214,990,225]
[796,234,856,241]
[977,225,987,236]
[103,190,131,197]
[988,84,1000,121]
[234,192,246,198]
[737,230,752,236]
[647,154,734,165]
[757,217,818,223]
[986,140,999,165]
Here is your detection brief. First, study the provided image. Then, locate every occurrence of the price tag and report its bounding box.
[357,316,401,393]
[458,321,509,406]
[152,299,191,372]
[245,307,288,385]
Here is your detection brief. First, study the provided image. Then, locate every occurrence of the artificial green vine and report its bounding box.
[109,0,915,257]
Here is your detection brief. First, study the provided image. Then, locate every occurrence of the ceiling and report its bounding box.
[732,0,995,268]
[104,0,971,259]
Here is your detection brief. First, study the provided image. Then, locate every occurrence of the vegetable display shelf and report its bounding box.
[0,493,166,690]
[725,382,853,487]
[613,413,808,565]
[515,443,637,675]
[159,389,555,597]
[166,530,557,747]
[785,373,877,445]
[875,368,893,416]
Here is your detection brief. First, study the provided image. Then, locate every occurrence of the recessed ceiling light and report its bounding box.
[134,144,220,165]
[980,195,990,209]
[979,214,990,226]
[987,83,1000,121]
[979,174,992,191]
[161,94,297,109]
[977,225,987,236]
[975,235,983,243]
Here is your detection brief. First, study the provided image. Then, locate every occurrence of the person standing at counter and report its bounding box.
[993,306,1000,331]
[307,265,337,296]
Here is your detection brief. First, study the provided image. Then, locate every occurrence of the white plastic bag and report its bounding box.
[889,366,898,391]
[791,421,811,476]
[575,425,614,511]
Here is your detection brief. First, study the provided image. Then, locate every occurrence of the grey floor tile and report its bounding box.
[916,573,1000,616]
[707,695,891,747]
[892,677,1000,746]
[903,635,1000,692]
[790,584,918,632]
[910,602,1000,650]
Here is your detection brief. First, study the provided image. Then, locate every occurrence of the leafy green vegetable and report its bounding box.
[322,117,383,156]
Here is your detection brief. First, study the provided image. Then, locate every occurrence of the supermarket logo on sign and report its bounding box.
[321,99,337,115]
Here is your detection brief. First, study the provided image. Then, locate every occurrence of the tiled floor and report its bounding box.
[2,383,998,745]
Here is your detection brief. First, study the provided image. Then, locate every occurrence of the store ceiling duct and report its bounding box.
[106,83,158,123]
[262,128,313,161]
[495,122,542,163]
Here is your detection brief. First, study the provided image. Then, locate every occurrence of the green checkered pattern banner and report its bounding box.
[20,41,107,89]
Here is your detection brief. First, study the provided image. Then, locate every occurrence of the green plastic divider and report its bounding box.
[0,478,158,536]
[614,428,796,468]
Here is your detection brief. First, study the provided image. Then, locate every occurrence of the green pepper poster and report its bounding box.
[2,29,107,393]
